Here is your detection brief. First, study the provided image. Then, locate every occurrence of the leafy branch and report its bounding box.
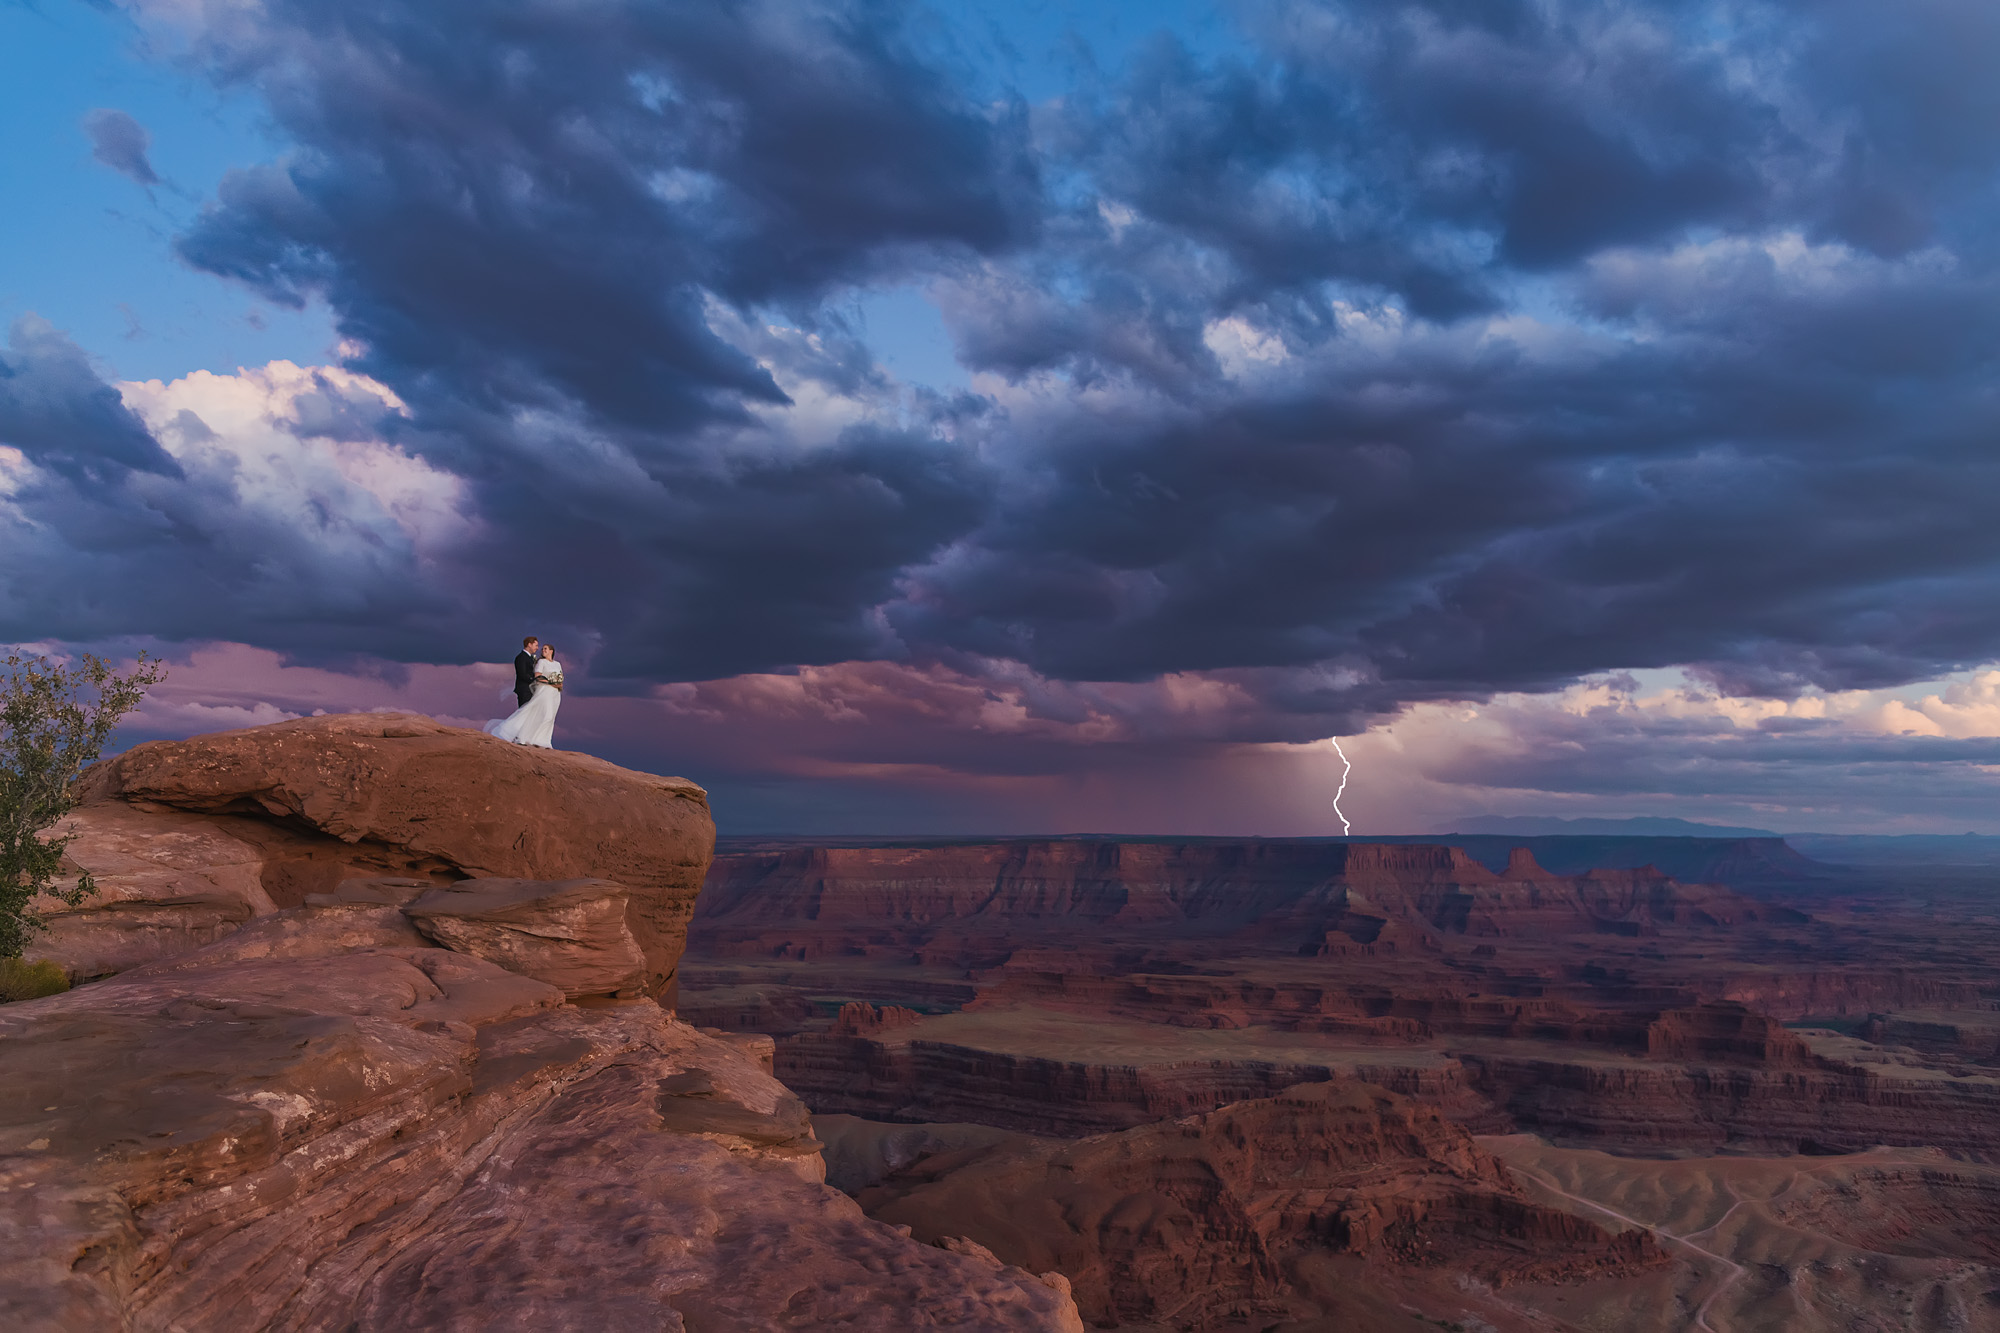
[1,652,167,959]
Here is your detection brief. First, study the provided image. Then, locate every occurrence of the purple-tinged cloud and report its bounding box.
[0,340,473,656]
[99,645,2000,834]
[9,0,1995,751]
[82,108,160,188]
[0,315,180,484]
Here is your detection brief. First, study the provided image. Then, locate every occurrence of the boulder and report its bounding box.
[0,910,1084,1332]
[62,713,714,999]
[34,803,278,981]
[403,877,648,998]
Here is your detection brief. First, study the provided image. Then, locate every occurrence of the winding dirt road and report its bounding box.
[1506,1163,1750,1332]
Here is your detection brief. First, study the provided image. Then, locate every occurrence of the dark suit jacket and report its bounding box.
[513,650,538,707]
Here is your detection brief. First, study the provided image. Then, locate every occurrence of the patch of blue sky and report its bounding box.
[1483,260,1636,347]
[920,0,1249,105]
[0,1,336,383]
[848,284,969,391]
[835,3,1253,395]
[2,0,1251,392]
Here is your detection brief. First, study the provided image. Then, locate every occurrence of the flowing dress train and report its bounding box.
[484,658,562,747]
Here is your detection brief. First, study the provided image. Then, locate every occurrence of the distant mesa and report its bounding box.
[1783,831,2000,867]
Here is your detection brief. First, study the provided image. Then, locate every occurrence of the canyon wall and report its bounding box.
[697,839,1788,951]
[682,834,2000,1327]
[684,837,2000,1161]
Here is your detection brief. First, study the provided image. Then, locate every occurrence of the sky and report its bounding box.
[3,0,1999,835]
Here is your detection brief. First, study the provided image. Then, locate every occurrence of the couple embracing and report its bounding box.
[485,634,564,747]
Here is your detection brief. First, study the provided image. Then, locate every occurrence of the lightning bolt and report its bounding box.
[1329,736,1352,836]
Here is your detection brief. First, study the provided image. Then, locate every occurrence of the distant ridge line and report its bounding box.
[1443,815,1780,837]
[709,830,1833,887]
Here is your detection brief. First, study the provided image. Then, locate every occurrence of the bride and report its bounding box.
[485,643,563,747]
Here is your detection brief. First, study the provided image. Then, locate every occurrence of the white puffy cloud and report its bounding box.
[0,332,483,655]
[118,360,476,564]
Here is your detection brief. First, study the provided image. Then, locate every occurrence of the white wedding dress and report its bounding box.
[485,657,562,748]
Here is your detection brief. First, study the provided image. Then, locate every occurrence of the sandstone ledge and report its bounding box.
[47,713,714,1000]
[403,877,650,998]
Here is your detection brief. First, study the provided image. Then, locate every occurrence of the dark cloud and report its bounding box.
[0,327,463,656]
[81,108,160,188]
[0,315,180,484]
[516,424,995,683]
[889,0,2000,706]
[9,0,1998,764]
[1787,0,2000,256]
[175,0,1039,436]
[899,240,2000,705]
[150,0,1034,680]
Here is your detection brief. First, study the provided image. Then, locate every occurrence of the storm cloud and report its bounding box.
[10,0,2000,773]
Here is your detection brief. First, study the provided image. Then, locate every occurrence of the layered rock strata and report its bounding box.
[846,1081,1660,1329]
[695,840,1785,958]
[402,876,649,998]
[682,836,2000,1159]
[1469,1038,2000,1158]
[0,909,1082,1330]
[779,1027,1501,1136]
[1492,1138,2000,1330]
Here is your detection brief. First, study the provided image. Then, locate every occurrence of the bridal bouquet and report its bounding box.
[543,670,565,690]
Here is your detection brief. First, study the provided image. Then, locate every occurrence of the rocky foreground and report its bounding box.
[5,716,1082,1331]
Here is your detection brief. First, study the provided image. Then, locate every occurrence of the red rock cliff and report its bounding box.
[3,719,1084,1332]
[694,838,1772,960]
[60,712,714,998]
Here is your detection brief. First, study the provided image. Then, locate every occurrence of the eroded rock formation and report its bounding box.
[48,713,714,998]
[694,840,1786,962]
[1,719,1084,1332]
[845,1081,1660,1328]
[682,834,2000,1327]
[19,724,2000,1331]
[1491,1138,2000,1330]
[683,837,2000,1158]
[0,914,1081,1329]
[403,877,650,998]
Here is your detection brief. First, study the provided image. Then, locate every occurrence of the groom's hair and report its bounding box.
[522,635,539,648]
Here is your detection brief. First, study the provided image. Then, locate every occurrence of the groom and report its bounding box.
[513,635,540,708]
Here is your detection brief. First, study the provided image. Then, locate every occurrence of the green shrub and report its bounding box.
[2,651,165,958]
[0,956,70,1002]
